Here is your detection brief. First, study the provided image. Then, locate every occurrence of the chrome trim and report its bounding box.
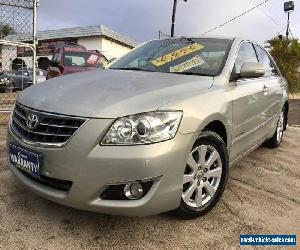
[14,108,26,120]
[105,175,162,186]
[13,118,71,137]
[229,137,267,166]
[39,122,79,129]
[15,102,89,119]
[10,103,88,148]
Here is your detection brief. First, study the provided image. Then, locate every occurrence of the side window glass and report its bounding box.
[254,45,278,77]
[235,42,258,74]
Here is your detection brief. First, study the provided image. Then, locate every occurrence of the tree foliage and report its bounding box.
[268,38,300,93]
[0,24,15,38]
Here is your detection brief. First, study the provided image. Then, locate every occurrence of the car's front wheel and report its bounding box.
[174,131,229,219]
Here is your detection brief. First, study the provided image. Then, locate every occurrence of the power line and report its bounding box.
[249,0,281,26]
[201,0,272,35]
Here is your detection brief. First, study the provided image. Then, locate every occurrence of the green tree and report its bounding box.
[0,24,15,38]
[268,37,300,94]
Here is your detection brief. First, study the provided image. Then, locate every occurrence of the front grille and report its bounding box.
[11,103,86,146]
[19,169,73,192]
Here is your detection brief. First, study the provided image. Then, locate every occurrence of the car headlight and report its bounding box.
[101,111,183,145]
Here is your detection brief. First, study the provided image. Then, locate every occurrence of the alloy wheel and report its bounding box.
[182,145,222,208]
[276,111,284,143]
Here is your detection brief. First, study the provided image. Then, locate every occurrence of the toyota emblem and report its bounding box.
[26,114,39,130]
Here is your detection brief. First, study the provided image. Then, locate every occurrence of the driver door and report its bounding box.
[230,42,267,161]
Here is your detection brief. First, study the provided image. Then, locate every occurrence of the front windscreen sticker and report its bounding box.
[87,54,99,64]
[170,55,204,73]
[151,43,204,67]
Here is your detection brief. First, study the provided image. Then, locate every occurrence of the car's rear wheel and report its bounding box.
[173,131,229,219]
[263,108,286,148]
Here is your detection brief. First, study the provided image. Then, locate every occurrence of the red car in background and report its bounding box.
[47,43,108,79]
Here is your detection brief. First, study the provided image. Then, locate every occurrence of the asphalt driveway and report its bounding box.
[0,125,299,249]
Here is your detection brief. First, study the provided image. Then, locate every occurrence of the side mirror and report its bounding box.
[240,62,265,79]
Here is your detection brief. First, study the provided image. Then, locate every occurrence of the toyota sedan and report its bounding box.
[7,37,288,218]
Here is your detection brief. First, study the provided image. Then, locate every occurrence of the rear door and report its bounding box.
[253,45,284,134]
[230,42,267,161]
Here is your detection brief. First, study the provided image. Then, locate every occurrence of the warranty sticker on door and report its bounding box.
[151,43,204,67]
[170,55,204,73]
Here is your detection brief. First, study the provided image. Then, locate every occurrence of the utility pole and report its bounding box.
[284,1,294,39]
[286,12,290,39]
[171,0,187,37]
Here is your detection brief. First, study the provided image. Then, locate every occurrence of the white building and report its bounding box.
[2,25,139,70]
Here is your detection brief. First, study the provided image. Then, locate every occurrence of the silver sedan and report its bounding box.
[7,37,288,218]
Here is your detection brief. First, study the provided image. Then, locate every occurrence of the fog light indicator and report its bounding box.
[124,183,144,199]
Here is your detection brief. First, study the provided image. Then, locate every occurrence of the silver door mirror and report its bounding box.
[240,62,265,78]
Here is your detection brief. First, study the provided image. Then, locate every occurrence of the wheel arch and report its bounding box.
[203,120,228,146]
[283,101,289,130]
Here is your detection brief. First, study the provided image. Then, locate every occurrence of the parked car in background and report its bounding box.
[11,68,46,91]
[47,43,108,79]
[0,71,14,92]
[7,37,288,218]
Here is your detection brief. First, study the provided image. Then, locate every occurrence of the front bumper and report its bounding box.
[7,118,195,216]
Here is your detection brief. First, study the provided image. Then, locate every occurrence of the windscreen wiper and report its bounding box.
[169,71,213,77]
[110,67,155,72]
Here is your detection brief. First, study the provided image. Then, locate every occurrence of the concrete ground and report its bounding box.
[0,124,299,249]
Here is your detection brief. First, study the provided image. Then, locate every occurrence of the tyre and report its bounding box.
[263,108,285,148]
[173,131,229,219]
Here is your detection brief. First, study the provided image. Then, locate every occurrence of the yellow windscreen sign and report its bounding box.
[151,43,204,67]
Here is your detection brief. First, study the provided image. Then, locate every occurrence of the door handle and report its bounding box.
[263,85,269,93]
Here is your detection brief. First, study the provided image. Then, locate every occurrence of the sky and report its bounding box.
[37,0,300,44]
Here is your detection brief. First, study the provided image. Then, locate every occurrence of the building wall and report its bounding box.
[101,37,132,60]
[70,36,133,60]
[78,37,102,52]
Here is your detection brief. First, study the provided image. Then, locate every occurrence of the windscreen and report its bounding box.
[110,38,232,76]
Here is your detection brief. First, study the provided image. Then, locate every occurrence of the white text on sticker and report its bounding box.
[169,55,204,73]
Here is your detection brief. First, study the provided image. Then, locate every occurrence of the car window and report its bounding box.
[235,42,258,74]
[110,38,233,76]
[64,52,101,67]
[254,45,279,77]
